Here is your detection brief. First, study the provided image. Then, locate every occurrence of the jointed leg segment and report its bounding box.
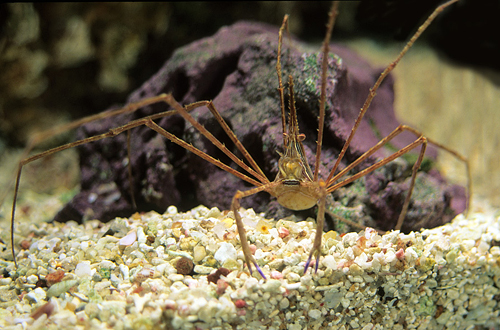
[230,182,280,279]
[304,181,327,273]
[9,93,270,267]
[326,124,470,230]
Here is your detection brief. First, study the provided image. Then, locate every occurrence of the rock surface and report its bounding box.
[55,20,466,233]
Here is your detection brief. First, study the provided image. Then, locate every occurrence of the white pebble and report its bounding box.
[27,274,39,284]
[404,247,419,263]
[245,277,259,290]
[268,228,279,239]
[26,287,46,303]
[385,249,396,263]
[285,282,301,291]
[262,279,281,293]
[279,298,290,309]
[119,230,137,247]
[47,280,79,298]
[94,281,111,292]
[206,207,221,218]
[75,261,92,278]
[286,272,300,283]
[322,255,337,270]
[193,265,215,275]
[100,260,116,270]
[214,242,237,265]
[137,227,147,244]
[193,246,207,262]
[284,253,301,266]
[155,246,165,259]
[308,309,322,319]
[110,274,120,287]
[461,239,475,251]
[168,274,185,282]
[119,264,130,281]
[166,237,176,246]
[166,205,178,214]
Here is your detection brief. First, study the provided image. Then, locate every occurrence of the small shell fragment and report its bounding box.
[46,280,79,298]
[119,230,137,247]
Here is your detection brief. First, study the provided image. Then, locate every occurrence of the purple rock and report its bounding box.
[54,20,466,233]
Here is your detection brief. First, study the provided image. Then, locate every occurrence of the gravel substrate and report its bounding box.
[1,202,500,329]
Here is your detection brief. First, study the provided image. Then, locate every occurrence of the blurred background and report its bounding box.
[0,1,499,219]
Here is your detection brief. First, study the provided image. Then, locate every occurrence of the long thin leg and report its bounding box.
[328,125,459,186]
[326,135,428,232]
[230,181,281,279]
[167,96,268,184]
[8,109,185,266]
[326,124,470,229]
[326,0,459,184]
[9,94,265,267]
[304,181,327,274]
[0,94,179,211]
[143,119,261,186]
[396,140,427,231]
[188,100,269,184]
[402,126,471,215]
[276,15,289,145]
[327,136,428,193]
[314,1,339,182]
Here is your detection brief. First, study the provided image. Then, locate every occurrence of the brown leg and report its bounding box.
[326,135,428,235]
[395,138,427,231]
[304,181,327,274]
[230,182,280,279]
[9,94,265,268]
[400,126,471,216]
[187,100,269,183]
[314,1,339,181]
[166,96,269,185]
[1,94,178,214]
[326,0,460,184]
[326,124,469,231]
[276,14,289,145]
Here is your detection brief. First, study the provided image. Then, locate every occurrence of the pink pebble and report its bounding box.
[396,248,405,260]
[278,227,290,238]
[216,279,229,295]
[270,270,283,279]
[234,299,246,308]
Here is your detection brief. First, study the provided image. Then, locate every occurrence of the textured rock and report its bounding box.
[55,20,466,233]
